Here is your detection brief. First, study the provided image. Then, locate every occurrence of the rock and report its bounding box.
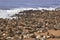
[40,35,46,40]
[6,37,14,40]
[30,34,36,38]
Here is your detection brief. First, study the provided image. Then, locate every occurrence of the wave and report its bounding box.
[0,7,59,19]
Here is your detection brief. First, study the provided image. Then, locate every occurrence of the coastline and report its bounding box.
[0,7,57,18]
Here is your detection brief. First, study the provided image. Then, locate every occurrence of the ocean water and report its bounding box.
[0,0,60,18]
[0,0,60,9]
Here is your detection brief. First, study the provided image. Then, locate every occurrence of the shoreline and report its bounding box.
[0,7,60,19]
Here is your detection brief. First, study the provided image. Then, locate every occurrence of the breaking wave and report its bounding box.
[0,7,59,19]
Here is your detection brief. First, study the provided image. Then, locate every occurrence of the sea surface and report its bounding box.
[0,0,60,18]
[0,0,60,9]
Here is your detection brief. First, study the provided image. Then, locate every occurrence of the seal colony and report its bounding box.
[0,9,60,40]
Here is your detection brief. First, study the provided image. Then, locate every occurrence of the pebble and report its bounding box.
[0,10,60,40]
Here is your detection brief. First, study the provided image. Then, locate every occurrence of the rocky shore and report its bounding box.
[0,10,60,40]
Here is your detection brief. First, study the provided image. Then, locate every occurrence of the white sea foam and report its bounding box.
[0,7,56,18]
